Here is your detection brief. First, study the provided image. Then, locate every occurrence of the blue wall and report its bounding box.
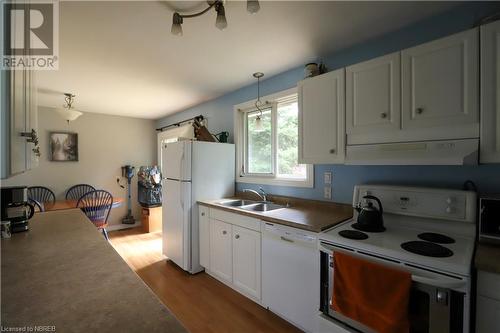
[157,2,500,204]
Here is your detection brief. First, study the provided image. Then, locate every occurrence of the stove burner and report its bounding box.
[418,232,455,244]
[338,230,368,240]
[401,241,453,258]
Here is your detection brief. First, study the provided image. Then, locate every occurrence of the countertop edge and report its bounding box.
[198,200,351,233]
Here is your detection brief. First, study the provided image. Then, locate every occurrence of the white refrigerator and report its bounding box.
[162,141,235,274]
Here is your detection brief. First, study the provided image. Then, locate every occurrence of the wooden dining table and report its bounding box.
[42,197,125,212]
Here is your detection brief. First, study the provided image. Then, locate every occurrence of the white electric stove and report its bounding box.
[318,184,477,333]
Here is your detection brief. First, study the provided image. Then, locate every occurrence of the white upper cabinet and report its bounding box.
[346,52,401,144]
[480,20,500,163]
[298,68,345,164]
[401,28,479,136]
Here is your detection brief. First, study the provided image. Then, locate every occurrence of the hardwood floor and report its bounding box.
[109,228,302,333]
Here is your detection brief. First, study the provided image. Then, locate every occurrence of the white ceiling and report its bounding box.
[37,1,458,119]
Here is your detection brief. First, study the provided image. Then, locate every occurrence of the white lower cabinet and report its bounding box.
[203,208,262,301]
[476,271,500,333]
[232,225,261,300]
[209,218,233,284]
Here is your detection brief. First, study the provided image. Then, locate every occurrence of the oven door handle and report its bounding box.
[412,274,466,289]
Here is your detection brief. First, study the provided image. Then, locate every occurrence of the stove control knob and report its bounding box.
[446,197,453,204]
[446,207,453,214]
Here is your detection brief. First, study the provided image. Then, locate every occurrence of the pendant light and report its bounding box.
[253,72,264,132]
[57,93,82,123]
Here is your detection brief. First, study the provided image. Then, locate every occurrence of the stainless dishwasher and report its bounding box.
[262,222,320,333]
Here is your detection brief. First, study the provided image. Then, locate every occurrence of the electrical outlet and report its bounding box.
[324,172,332,185]
[324,186,332,200]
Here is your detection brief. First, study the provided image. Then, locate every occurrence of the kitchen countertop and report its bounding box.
[475,243,500,275]
[198,195,353,233]
[1,209,186,333]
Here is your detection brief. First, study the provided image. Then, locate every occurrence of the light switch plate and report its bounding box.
[324,186,332,200]
[324,172,332,185]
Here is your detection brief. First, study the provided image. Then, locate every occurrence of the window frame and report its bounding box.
[234,87,314,188]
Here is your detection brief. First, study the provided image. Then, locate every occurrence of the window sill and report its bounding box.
[236,175,314,188]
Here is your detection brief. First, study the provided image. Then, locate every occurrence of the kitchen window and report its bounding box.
[235,88,313,187]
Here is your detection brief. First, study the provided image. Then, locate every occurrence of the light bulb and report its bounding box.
[171,12,183,36]
[247,0,260,14]
[254,115,263,132]
[215,4,227,30]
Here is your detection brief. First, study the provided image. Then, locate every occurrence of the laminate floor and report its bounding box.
[109,228,303,333]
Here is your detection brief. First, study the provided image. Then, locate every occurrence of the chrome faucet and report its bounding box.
[242,188,268,202]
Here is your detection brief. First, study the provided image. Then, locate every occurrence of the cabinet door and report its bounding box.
[209,219,232,284]
[298,69,345,164]
[346,52,401,143]
[476,295,500,333]
[26,69,38,169]
[480,20,500,163]
[10,68,27,175]
[232,225,261,300]
[402,28,479,132]
[199,206,210,269]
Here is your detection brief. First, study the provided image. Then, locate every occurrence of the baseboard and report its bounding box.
[107,222,142,231]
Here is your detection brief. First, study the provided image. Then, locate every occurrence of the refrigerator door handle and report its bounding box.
[180,149,185,180]
[180,183,184,210]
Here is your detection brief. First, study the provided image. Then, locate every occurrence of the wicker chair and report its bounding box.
[29,198,44,212]
[28,186,55,212]
[77,190,113,240]
[65,184,96,201]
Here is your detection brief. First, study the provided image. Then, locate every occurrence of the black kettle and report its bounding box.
[352,195,385,232]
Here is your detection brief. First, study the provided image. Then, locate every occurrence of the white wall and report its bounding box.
[1,107,157,227]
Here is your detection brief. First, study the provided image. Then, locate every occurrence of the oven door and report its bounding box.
[319,242,466,333]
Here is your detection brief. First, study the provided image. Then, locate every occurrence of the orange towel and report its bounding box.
[332,252,412,333]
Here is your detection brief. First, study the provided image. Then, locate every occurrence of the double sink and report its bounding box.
[219,199,286,212]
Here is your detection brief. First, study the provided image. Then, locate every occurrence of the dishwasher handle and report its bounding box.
[264,223,317,245]
[280,236,294,243]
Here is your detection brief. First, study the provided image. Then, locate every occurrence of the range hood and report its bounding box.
[345,139,479,165]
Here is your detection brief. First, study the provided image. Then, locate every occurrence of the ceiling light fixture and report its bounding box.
[247,0,260,14]
[171,0,259,36]
[57,93,82,123]
[253,72,265,132]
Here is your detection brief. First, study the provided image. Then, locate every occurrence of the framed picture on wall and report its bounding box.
[49,132,78,161]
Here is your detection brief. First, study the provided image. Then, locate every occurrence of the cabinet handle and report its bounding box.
[222,230,227,235]
[380,112,387,119]
[235,234,240,239]
[416,107,424,115]
[201,212,205,216]
[329,149,336,154]
[280,236,294,243]
[21,129,38,146]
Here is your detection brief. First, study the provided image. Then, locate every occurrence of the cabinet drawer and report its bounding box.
[210,208,261,232]
[478,271,500,300]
